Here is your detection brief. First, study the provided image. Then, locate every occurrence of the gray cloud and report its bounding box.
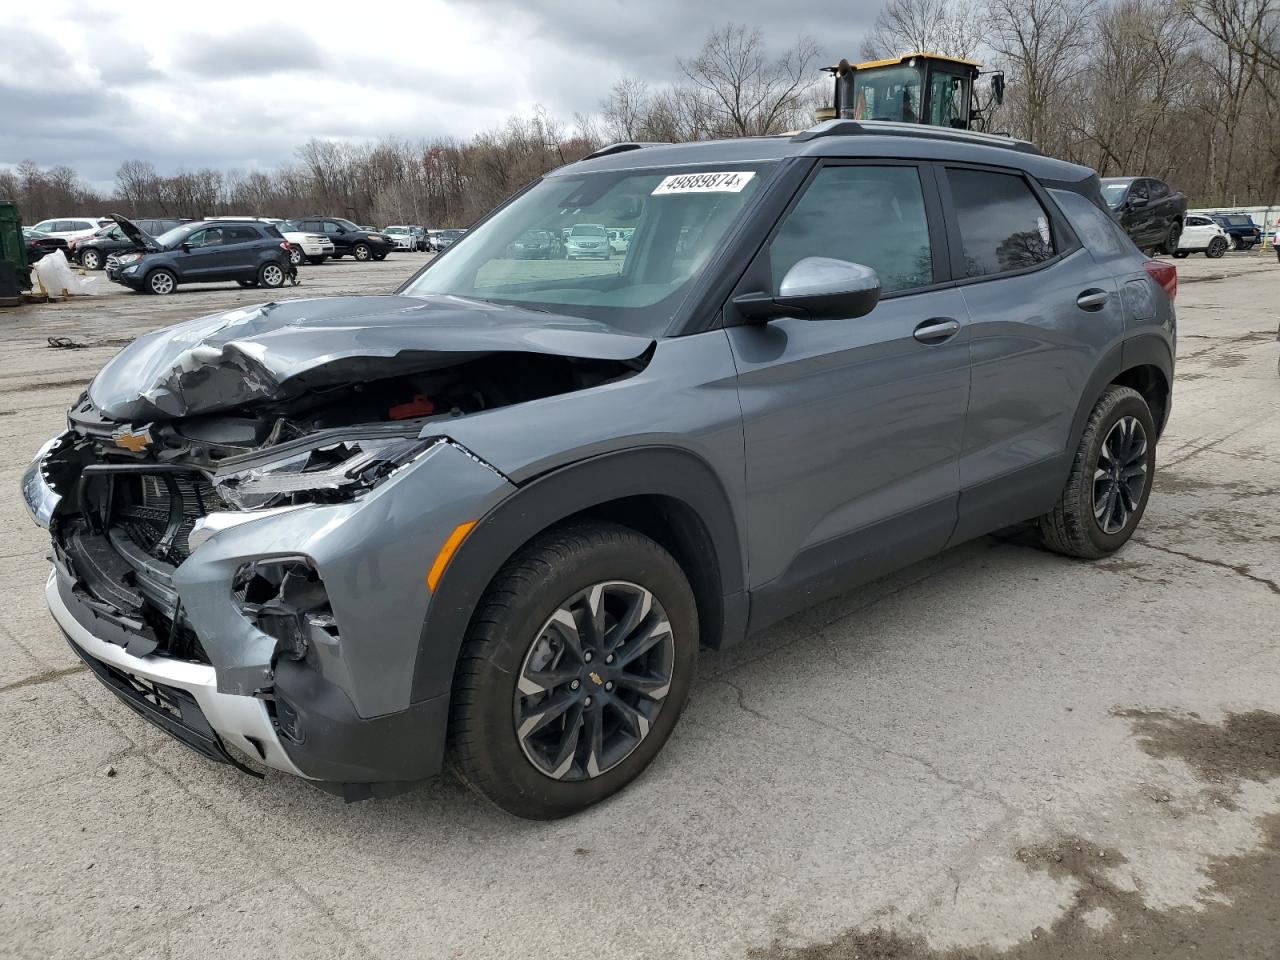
[178,27,328,77]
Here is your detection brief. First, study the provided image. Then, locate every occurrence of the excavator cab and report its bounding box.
[819,53,1004,132]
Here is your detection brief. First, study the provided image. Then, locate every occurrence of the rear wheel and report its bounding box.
[288,246,303,266]
[259,262,286,288]
[145,268,176,295]
[449,523,698,819]
[81,249,102,270]
[1038,385,1155,559]
[1206,236,1228,258]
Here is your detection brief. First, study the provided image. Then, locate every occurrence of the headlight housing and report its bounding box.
[115,252,143,264]
[214,434,439,510]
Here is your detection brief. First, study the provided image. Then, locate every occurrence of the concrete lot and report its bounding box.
[1,251,1277,959]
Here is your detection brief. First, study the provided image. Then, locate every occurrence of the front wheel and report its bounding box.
[145,268,176,295]
[449,523,698,819]
[1206,236,1228,258]
[353,243,371,261]
[1038,385,1155,559]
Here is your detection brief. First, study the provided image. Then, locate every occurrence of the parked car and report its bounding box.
[565,223,611,259]
[510,229,562,259]
[103,217,293,294]
[608,228,633,256]
[410,226,430,251]
[76,218,190,270]
[383,226,418,251]
[22,228,70,263]
[1174,215,1230,258]
[28,217,113,258]
[435,228,465,250]
[1101,177,1187,254]
[23,121,1175,819]
[1209,214,1262,250]
[290,217,392,261]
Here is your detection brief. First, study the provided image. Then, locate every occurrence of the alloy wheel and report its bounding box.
[1093,415,1148,535]
[514,581,674,781]
[83,250,101,270]
[262,264,284,287]
[149,271,174,295]
[289,247,302,265]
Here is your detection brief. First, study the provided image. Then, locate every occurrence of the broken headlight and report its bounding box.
[214,435,438,510]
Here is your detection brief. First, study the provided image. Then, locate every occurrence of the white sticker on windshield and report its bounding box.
[652,171,756,195]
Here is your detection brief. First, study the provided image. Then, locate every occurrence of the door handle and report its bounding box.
[913,317,960,344]
[1076,289,1110,311]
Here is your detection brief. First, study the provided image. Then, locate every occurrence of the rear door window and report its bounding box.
[945,168,1056,278]
[768,164,934,295]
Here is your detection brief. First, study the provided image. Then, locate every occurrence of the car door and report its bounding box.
[174,227,228,280]
[725,161,971,625]
[323,221,350,252]
[215,225,265,279]
[1182,215,1214,250]
[938,165,1128,543]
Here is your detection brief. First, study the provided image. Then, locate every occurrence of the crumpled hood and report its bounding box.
[88,294,654,422]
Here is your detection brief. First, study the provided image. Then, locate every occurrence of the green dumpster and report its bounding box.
[0,200,28,305]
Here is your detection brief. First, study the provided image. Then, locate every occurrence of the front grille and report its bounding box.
[114,472,221,565]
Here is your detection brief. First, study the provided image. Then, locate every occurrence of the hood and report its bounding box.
[87,294,654,422]
[109,213,158,251]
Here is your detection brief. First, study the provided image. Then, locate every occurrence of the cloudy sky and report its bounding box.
[5,1,877,190]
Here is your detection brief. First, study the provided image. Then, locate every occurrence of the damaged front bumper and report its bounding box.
[24,432,515,798]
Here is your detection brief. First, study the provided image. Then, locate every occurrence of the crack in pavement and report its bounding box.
[1132,539,1280,595]
[0,663,88,693]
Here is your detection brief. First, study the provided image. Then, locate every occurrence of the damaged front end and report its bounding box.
[24,294,652,794]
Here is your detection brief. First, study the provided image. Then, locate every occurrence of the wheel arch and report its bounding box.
[1068,335,1173,457]
[409,445,747,704]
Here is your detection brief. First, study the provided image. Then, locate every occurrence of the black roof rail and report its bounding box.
[581,142,672,160]
[791,119,1043,156]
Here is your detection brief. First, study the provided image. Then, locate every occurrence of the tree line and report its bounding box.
[4,0,1277,228]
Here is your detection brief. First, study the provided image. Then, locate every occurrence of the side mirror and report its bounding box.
[991,73,1005,105]
[335,227,347,234]
[1127,195,1148,208]
[733,257,881,323]
[180,242,191,252]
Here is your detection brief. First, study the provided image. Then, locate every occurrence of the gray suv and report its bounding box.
[22,121,1175,819]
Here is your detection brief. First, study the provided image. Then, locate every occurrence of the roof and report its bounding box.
[853,52,982,70]
[559,121,1094,185]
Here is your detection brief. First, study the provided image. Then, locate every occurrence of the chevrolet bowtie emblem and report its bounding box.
[112,428,152,453]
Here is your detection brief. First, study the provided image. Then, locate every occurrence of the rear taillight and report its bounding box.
[280,242,291,252]
[1143,259,1176,301]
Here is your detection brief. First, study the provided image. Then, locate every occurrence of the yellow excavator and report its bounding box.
[816,52,1005,132]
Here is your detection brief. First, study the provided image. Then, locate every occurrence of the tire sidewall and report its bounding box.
[82,249,101,270]
[1075,392,1157,554]
[147,269,176,295]
[289,246,302,265]
[354,243,371,261]
[457,532,698,817]
[1207,237,1227,258]
[259,261,285,287]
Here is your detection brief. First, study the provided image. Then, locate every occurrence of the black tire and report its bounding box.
[259,261,286,288]
[306,256,327,265]
[81,249,102,271]
[449,522,698,819]
[237,279,259,288]
[145,268,177,295]
[1159,221,1181,256]
[1038,385,1156,559]
[1173,251,1189,259]
[1206,236,1228,258]
[353,243,371,261]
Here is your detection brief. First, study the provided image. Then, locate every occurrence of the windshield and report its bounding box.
[401,164,770,336]
[852,66,923,123]
[154,223,200,247]
[1222,215,1250,225]
[1101,182,1130,207]
[385,226,408,234]
[334,218,360,231]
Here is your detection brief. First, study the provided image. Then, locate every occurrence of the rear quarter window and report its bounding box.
[1049,189,1135,259]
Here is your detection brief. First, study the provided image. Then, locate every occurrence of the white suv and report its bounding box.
[206,217,335,265]
[1174,215,1229,259]
[30,217,112,249]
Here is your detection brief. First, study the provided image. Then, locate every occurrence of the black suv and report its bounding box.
[1210,214,1261,250]
[287,218,393,261]
[77,217,190,270]
[1101,177,1187,254]
[104,218,293,295]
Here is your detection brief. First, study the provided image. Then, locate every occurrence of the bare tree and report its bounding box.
[1183,0,1280,73]
[860,0,987,60]
[678,24,821,137]
[601,78,652,141]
